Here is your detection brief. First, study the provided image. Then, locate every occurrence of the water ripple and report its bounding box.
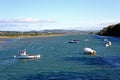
[103,56,120,68]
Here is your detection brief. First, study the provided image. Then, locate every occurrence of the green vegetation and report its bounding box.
[97,23,120,37]
[0,31,65,38]
[0,30,96,38]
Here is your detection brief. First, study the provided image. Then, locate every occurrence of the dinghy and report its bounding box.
[68,39,79,43]
[83,47,96,55]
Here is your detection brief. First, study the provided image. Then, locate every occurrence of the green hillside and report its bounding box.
[97,23,120,37]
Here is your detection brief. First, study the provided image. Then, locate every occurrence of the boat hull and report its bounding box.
[105,41,111,47]
[83,48,96,55]
[68,40,79,43]
[14,54,40,59]
[83,51,96,55]
[69,41,78,43]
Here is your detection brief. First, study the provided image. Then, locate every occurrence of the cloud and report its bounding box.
[98,19,120,26]
[0,18,56,23]
[0,23,43,31]
[73,19,120,30]
[0,18,120,31]
[0,18,56,31]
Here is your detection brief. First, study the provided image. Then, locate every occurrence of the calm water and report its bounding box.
[0,34,120,80]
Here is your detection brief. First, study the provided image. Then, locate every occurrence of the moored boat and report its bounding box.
[104,39,112,47]
[83,47,96,55]
[68,39,79,43]
[13,49,40,59]
[105,41,111,47]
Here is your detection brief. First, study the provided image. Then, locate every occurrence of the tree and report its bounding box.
[97,23,120,37]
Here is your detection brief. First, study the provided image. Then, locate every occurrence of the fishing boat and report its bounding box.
[68,39,79,43]
[13,49,40,59]
[83,47,96,55]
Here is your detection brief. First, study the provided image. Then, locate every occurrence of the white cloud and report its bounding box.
[0,18,56,31]
[73,19,120,30]
[0,18,56,23]
[0,18,120,31]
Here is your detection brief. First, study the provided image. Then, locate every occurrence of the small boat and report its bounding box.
[83,47,96,55]
[68,39,79,43]
[13,49,40,59]
[105,41,112,47]
[104,39,112,47]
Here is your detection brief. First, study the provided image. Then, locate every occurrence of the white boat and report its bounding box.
[83,47,96,55]
[105,41,112,47]
[68,39,79,43]
[104,39,112,47]
[13,49,40,59]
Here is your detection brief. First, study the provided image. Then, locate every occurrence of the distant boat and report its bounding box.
[13,49,40,59]
[104,39,112,47]
[83,47,96,55]
[68,39,79,43]
[105,41,112,47]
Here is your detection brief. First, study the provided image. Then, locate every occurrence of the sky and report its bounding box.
[0,0,120,31]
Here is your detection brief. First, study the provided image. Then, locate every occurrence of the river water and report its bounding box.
[0,34,120,80]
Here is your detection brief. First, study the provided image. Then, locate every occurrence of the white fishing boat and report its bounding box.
[13,49,40,59]
[83,47,96,55]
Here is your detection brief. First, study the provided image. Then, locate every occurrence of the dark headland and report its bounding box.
[97,23,120,37]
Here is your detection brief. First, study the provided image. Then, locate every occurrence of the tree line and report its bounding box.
[0,31,61,38]
[97,23,120,37]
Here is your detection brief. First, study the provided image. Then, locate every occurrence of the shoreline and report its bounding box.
[0,34,65,39]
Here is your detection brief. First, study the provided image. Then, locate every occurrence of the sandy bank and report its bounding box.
[0,34,65,39]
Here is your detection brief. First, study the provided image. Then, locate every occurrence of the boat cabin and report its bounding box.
[20,49,26,55]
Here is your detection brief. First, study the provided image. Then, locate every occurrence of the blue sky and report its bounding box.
[0,0,120,31]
